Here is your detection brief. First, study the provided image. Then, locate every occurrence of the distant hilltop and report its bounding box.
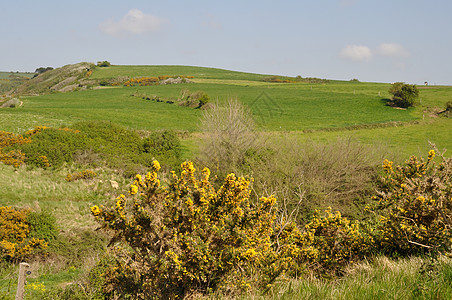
[11,62,94,95]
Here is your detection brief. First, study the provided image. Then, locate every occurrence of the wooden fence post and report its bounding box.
[15,262,30,300]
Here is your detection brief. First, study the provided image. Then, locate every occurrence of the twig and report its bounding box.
[407,240,433,249]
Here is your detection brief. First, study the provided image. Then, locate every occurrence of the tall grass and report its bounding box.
[0,163,127,231]
[263,256,452,300]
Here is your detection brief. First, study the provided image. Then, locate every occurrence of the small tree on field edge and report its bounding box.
[388,82,419,108]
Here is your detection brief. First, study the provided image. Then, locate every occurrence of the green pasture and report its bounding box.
[2,65,450,158]
[1,80,417,133]
[90,64,272,81]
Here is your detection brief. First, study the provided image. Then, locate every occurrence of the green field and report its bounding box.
[1,65,451,157]
[89,64,272,81]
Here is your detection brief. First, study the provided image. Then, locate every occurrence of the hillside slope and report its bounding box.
[12,62,94,95]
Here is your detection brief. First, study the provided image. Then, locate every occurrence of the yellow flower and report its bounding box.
[91,205,101,216]
[416,196,426,203]
[260,195,277,206]
[382,159,393,172]
[129,184,138,195]
[152,160,161,172]
[202,167,211,177]
[428,149,435,160]
[202,167,211,181]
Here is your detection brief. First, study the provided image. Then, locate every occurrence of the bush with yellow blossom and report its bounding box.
[0,206,48,261]
[0,130,31,167]
[372,149,452,255]
[297,207,374,275]
[91,160,300,299]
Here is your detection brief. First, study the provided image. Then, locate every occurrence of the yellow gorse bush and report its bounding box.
[0,131,31,167]
[65,170,97,182]
[372,150,452,255]
[91,160,300,299]
[298,207,373,274]
[0,206,48,261]
[0,126,81,168]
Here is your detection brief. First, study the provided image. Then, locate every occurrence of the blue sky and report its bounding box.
[1,0,451,84]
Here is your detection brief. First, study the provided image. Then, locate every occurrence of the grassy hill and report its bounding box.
[90,64,272,81]
[0,71,34,95]
[10,62,93,95]
[1,63,451,157]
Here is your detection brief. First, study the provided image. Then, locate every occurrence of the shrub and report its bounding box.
[0,206,47,261]
[197,92,210,108]
[142,130,182,171]
[18,127,87,167]
[442,101,452,118]
[263,76,291,83]
[143,130,181,156]
[27,211,59,242]
[229,136,380,224]
[90,161,299,298]
[0,149,27,168]
[372,149,452,256]
[124,77,159,86]
[0,130,31,148]
[71,121,150,175]
[99,80,109,86]
[199,98,257,177]
[298,207,373,274]
[65,170,97,182]
[97,61,111,67]
[34,67,54,75]
[0,131,31,167]
[388,82,419,108]
[3,122,182,176]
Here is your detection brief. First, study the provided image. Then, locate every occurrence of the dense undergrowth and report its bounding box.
[1,100,452,299]
[0,121,183,177]
[18,149,448,299]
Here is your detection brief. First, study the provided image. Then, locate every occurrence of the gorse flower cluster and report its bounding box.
[0,126,81,168]
[0,131,31,167]
[91,160,300,299]
[0,206,48,261]
[65,170,97,182]
[372,149,452,255]
[90,151,452,298]
[299,207,374,274]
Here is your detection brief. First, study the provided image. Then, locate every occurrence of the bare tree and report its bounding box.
[199,98,257,175]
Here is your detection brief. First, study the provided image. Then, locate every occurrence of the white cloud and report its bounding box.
[377,43,410,57]
[100,9,168,37]
[340,45,372,61]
